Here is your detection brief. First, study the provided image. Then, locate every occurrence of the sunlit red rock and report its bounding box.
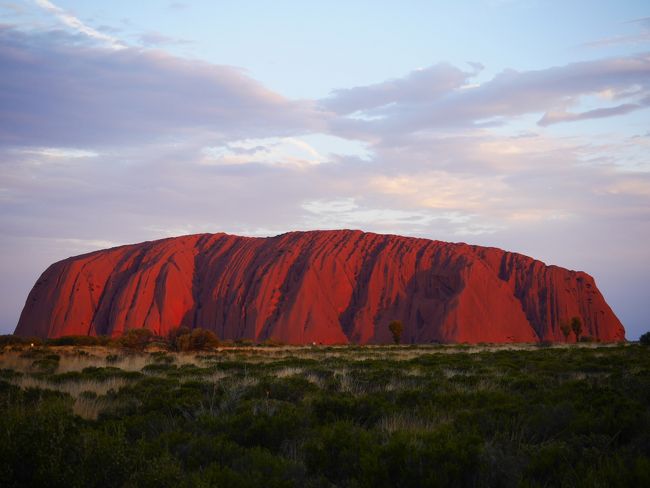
[15,230,625,343]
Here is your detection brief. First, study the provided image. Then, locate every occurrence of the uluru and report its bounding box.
[14,230,625,343]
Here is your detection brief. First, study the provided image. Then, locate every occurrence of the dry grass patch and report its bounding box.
[273,367,304,378]
[11,375,130,398]
[72,396,112,420]
[378,411,450,434]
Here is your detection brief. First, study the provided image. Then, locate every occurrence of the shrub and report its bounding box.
[579,335,597,343]
[188,328,220,351]
[167,326,190,350]
[378,428,483,487]
[1,341,648,487]
[388,320,404,345]
[305,421,378,484]
[47,335,102,346]
[119,328,154,350]
[31,356,60,374]
[0,398,83,486]
[559,321,571,342]
[0,335,27,347]
[0,335,44,348]
[571,317,583,342]
[167,327,219,351]
[639,332,650,346]
[126,450,183,488]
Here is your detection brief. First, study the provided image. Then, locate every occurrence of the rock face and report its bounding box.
[15,230,625,343]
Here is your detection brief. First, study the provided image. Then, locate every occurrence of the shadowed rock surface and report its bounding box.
[15,230,625,343]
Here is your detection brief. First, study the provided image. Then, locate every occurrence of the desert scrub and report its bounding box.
[0,343,648,487]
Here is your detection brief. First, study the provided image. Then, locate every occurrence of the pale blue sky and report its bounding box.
[12,0,650,97]
[0,1,648,338]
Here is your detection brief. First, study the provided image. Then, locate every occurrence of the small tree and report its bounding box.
[639,331,650,346]
[188,328,220,351]
[570,316,582,342]
[120,328,153,350]
[388,320,404,345]
[559,321,571,342]
[167,326,219,351]
[167,326,191,351]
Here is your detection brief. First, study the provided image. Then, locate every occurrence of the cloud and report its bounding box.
[0,26,326,147]
[202,137,329,167]
[137,31,192,47]
[0,2,25,15]
[539,98,650,126]
[301,197,440,230]
[582,16,650,48]
[324,54,650,137]
[34,0,125,49]
[323,63,480,114]
[627,17,650,30]
[169,2,188,10]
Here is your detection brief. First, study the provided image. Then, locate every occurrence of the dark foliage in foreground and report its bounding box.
[0,344,649,487]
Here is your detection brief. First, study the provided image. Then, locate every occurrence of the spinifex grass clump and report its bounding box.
[0,343,648,487]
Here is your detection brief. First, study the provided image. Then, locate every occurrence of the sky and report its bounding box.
[0,0,648,339]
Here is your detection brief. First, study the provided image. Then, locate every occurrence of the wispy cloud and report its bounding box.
[34,0,125,49]
[325,55,650,138]
[582,16,650,48]
[539,98,650,126]
[168,2,188,10]
[137,31,192,47]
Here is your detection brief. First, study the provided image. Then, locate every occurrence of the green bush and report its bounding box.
[168,327,219,351]
[571,316,583,342]
[388,320,404,344]
[305,421,379,485]
[640,331,650,346]
[47,335,110,346]
[120,328,154,350]
[31,357,59,374]
[377,428,484,487]
[0,335,27,347]
[0,344,649,487]
[0,398,83,487]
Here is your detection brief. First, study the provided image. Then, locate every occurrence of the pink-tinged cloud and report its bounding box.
[582,16,650,48]
[539,98,650,126]
[0,26,325,147]
[324,54,650,136]
[323,63,481,114]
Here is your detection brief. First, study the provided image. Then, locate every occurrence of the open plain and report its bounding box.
[1,342,648,487]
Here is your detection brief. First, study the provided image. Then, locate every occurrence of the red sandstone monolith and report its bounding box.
[15,230,625,343]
